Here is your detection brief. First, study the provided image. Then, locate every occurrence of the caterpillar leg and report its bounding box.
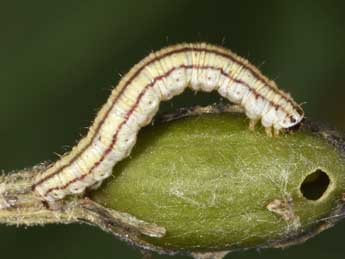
[265,126,273,137]
[273,128,281,137]
[249,119,258,131]
[45,200,64,211]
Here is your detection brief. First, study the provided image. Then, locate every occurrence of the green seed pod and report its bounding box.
[91,105,345,256]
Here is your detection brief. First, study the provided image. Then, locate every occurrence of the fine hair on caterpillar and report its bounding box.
[31,42,304,202]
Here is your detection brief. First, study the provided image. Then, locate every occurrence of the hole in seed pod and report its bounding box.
[300,169,330,200]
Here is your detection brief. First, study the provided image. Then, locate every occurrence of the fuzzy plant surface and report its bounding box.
[91,107,345,254]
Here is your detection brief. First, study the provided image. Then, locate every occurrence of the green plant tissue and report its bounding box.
[92,112,345,251]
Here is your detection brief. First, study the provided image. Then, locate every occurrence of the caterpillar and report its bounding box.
[32,43,304,202]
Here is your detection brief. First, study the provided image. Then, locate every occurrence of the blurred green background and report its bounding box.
[1,1,345,258]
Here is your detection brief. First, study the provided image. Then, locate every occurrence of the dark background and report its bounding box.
[1,1,345,258]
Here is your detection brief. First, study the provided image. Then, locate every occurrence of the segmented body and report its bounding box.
[32,43,304,201]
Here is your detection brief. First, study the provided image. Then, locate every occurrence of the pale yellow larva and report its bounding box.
[32,43,304,202]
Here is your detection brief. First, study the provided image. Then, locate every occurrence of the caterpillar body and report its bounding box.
[32,43,304,202]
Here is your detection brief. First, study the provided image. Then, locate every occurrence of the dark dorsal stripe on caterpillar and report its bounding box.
[32,43,304,202]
